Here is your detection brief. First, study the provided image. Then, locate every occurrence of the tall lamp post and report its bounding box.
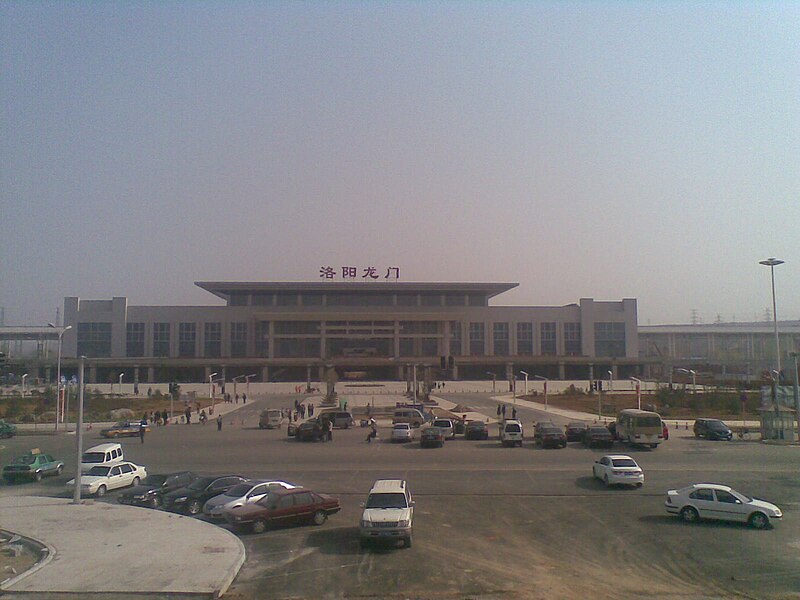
[118,373,124,395]
[232,375,244,399]
[21,373,29,397]
[630,376,642,410]
[208,372,218,409]
[244,373,257,396]
[760,258,784,374]
[789,352,800,443]
[607,370,613,392]
[534,375,549,410]
[675,368,697,395]
[519,371,529,396]
[73,356,86,504]
[486,372,496,393]
[48,323,72,431]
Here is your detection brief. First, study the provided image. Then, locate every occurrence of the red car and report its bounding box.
[225,487,340,534]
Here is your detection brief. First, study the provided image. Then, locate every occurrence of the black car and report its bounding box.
[297,418,326,442]
[693,418,733,441]
[162,474,247,515]
[565,421,588,442]
[464,420,489,440]
[533,421,556,444]
[537,426,567,449]
[583,426,614,448]
[117,471,198,509]
[420,426,445,448]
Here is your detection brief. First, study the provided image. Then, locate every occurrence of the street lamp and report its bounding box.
[208,372,218,406]
[486,372,496,393]
[789,352,800,443]
[760,257,784,374]
[630,377,642,410]
[675,368,697,395]
[118,373,124,395]
[48,323,72,431]
[73,356,86,504]
[607,370,613,392]
[244,373,257,396]
[534,375,549,410]
[232,375,244,399]
[21,373,29,397]
[519,371,529,396]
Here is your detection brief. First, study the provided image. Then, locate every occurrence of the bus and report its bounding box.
[615,409,664,448]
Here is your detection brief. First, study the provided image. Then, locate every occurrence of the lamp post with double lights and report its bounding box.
[48,323,72,431]
[759,257,784,374]
[73,356,86,504]
[630,376,642,410]
[244,373,257,397]
[789,352,800,443]
[519,371,529,396]
[534,375,549,410]
[208,372,218,411]
[675,368,697,395]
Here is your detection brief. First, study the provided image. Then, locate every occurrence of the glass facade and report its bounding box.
[126,322,145,357]
[204,322,221,358]
[178,323,196,358]
[517,322,533,355]
[564,323,582,355]
[493,323,509,356]
[230,322,247,357]
[449,321,462,356]
[595,322,626,357]
[469,322,485,356]
[541,322,557,355]
[153,323,170,357]
[77,322,112,357]
[254,321,269,357]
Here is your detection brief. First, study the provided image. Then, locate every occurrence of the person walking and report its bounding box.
[501,404,507,418]
[496,405,502,418]
[309,403,314,417]
[185,406,191,425]
[154,410,161,427]
[235,393,239,404]
[512,407,517,419]
[242,393,247,404]
[217,414,223,431]
[325,418,333,442]
[139,423,146,444]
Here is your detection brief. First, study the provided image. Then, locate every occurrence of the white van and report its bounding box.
[360,479,414,548]
[258,409,284,429]
[81,443,124,474]
[500,419,524,447]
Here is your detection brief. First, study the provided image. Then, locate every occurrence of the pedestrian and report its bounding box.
[163,410,169,426]
[139,423,145,444]
[217,414,223,431]
[496,405,502,418]
[185,406,191,424]
[325,418,333,442]
[309,403,314,417]
[299,404,306,419]
[242,393,247,404]
[501,404,507,418]
[512,407,517,419]
[235,393,239,404]
[142,411,148,424]
[154,410,161,426]
[147,387,152,398]
[134,382,139,395]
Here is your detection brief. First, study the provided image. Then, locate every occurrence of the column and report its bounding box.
[588,363,594,382]
[147,367,155,382]
[558,362,565,380]
[89,365,97,384]
[261,365,269,382]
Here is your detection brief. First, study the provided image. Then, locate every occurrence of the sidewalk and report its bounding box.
[0,496,244,598]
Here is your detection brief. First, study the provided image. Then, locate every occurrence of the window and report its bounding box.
[420,294,442,306]
[178,323,196,358]
[229,295,248,306]
[230,322,247,357]
[293,492,313,506]
[301,293,323,306]
[274,338,320,358]
[420,338,438,356]
[204,323,221,358]
[275,293,298,306]
[715,490,739,504]
[252,293,273,306]
[444,294,465,306]
[277,495,295,509]
[399,321,439,334]
[467,294,486,307]
[493,323,509,356]
[327,294,392,306]
[255,321,269,357]
[541,323,556,355]
[110,466,121,476]
[564,323,581,355]
[449,321,462,356]
[595,322,626,357]
[153,323,170,357]
[77,322,112,357]
[396,294,417,306]
[469,323,485,356]
[517,323,533,355]
[399,338,414,357]
[689,489,714,501]
[126,322,145,357]
[274,321,320,335]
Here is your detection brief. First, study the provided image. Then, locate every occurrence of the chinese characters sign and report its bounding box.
[319,266,400,280]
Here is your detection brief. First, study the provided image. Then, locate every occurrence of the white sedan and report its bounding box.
[203,480,297,520]
[665,483,782,529]
[66,461,147,497]
[592,454,644,488]
[391,423,414,443]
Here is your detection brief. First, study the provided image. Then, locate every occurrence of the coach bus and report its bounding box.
[615,409,664,448]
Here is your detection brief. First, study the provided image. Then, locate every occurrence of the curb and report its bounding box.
[211,526,246,599]
[0,529,55,591]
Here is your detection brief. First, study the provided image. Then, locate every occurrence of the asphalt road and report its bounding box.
[2,393,799,600]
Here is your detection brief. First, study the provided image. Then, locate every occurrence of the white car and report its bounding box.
[431,418,455,440]
[665,483,782,529]
[66,461,147,497]
[203,480,297,520]
[360,479,414,548]
[390,423,414,443]
[592,454,644,487]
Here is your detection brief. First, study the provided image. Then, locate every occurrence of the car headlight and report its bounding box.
[174,496,188,503]
[397,519,410,528]
[360,520,372,528]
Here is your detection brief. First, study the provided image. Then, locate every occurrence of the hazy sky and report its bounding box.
[2,1,798,327]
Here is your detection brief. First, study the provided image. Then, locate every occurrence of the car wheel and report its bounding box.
[187,500,202,515]
[34,471,42,482]
[313,510,327,525]
[96,485,107,497]
[259,424,265,429]
[56,465,63,476]
[749,512,769,530]
[132,476,140,487]
[404,535,412,548]
[603,475,610,487]
[680,506,699,524]
[252,518,268,534]
[344,422,349,429]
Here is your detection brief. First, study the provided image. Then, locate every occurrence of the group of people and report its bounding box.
[142,410,170,426]
[221,392,246,404]
[290,399,314,422]
[496,404,518,420]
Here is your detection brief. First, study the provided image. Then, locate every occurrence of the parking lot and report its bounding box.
[2,393,799,599]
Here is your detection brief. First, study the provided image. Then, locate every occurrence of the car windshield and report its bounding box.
[708,420,728,430]
[81,452,106,463]
[366,492,407,509]
[568,422,584,428]
[142,474,167,486]
[505,424,521,432]
[88,466,111,476]
[589,428,610,435]
[188,477,215,490]
[14,455,37,465]
[433,420,451,427]
[635,416,662,427]
[542,427,561,434]
[226,484,253,497]
[393,424,409,430]
[115,421,129,427]
[611,459,638,468]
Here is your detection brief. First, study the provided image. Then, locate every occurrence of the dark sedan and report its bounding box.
[420,427,445,448]
[537,426,567,449]
[565,421,588,442]
[162,474,247,515]
[583,426,614,448]
[296,418,326,442]
[225,487,341,534]
[117,471,198,508]
[464,420,489,440]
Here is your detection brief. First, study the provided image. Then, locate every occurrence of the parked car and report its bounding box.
[296,418,326,442]
[80,443,124,474]
[391,423,414,443]
[117,471,198,508]
[392,409,428,428]
[162,475,247,515]
[66,461,147,497]
[318,411,355,429]
[287,421,298,437]
[665,483,782,529]
[583,426,614,448]
[431,418,455,440]
[592,454,644,488]
[500,419,524,447]
[565,421,588,442]
[204,479,298,520]
[0,420,17,439]
[359,479,414,548]
[100,420,150,438]
[693,419,733,441]
[420,427,445,448]
[464,420,489,440]
[225,487,340,534]
[4,450,64,483]
[537,425,567,449]
[259,409,284,429]
[533,421,556,444]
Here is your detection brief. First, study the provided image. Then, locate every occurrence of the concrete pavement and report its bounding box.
[0,496,244,598]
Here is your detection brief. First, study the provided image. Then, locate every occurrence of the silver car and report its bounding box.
[203,480,297,520]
